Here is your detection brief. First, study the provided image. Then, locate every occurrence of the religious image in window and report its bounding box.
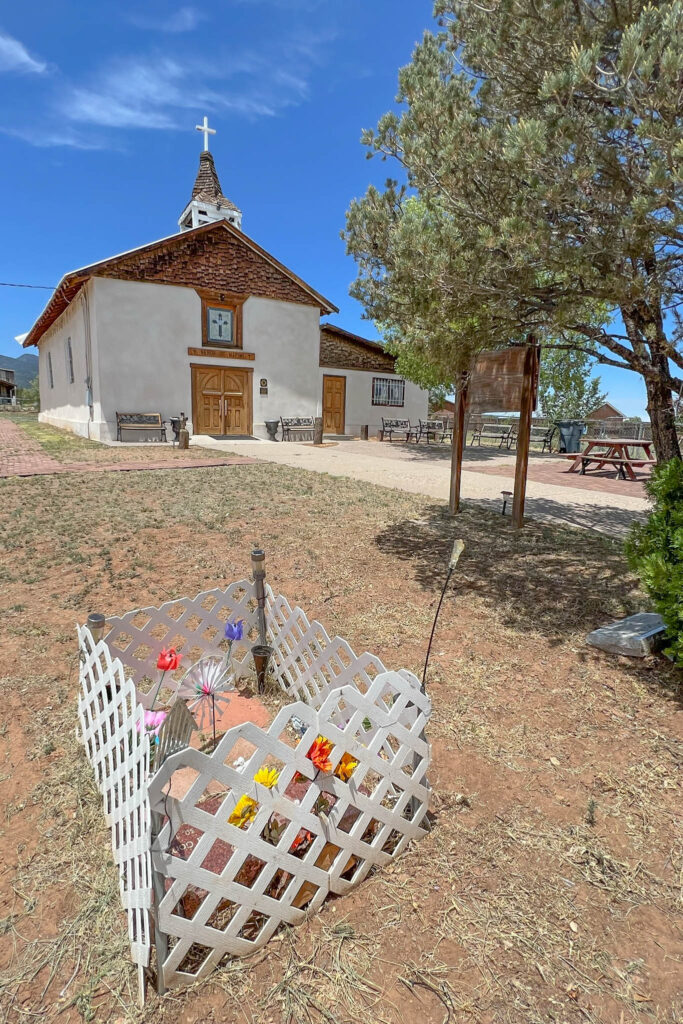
[207,306,234,346]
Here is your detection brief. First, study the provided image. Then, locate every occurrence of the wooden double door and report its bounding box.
[322,375,346,435]
[192,365,252,436]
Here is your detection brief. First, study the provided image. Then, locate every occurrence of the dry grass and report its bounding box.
[7,413,218,465]
[0,422,681,1024]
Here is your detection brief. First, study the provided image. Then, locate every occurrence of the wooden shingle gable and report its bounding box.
[24,221,337,347]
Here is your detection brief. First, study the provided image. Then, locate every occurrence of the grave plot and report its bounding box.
[77,577,432,998]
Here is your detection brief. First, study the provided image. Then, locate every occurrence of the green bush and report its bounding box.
[626,458,683,667]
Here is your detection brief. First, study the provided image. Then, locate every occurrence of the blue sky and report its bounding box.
[0,0,647,415]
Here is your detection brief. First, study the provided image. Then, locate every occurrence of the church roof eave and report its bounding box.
[23,221,338,347]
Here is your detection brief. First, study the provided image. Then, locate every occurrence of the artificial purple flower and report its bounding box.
[224,619,244,642]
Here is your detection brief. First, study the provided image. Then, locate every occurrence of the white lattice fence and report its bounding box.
[148,669,430,988]
[77,581,432,996]
[76,626,153,1002]
[103,580,262,705]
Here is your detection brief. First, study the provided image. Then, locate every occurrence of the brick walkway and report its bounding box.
[465,454,651,499]
[0,419,257,479]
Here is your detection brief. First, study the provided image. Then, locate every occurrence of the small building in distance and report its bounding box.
[588,401,626,422]
[0,367,16,405]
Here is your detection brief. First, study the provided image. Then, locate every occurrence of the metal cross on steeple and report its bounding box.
[195,115,216,152]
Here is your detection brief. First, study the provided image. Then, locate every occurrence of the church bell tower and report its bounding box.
[178,116,242,232]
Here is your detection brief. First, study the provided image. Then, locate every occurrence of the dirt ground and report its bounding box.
[0,419,681,1024]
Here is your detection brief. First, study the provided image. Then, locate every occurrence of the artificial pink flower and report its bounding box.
[136,710,167,736]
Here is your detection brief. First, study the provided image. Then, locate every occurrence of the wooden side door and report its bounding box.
[322,375,346,434]
[192,366,224,434]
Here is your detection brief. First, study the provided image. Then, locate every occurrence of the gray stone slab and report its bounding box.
[586,612,666,657]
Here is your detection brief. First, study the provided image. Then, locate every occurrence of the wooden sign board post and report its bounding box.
[448,377,468,515]
[449,340,539,527]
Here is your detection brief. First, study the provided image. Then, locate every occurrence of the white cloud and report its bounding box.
[2,21,335,147]
[56,33,332,133]
[128,6,206,33]
[0,125,108,150]
[0,31,46,74]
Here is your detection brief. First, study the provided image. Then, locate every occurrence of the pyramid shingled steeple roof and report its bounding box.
[190,150,240,213]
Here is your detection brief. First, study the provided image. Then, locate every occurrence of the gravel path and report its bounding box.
[191,436,649,537]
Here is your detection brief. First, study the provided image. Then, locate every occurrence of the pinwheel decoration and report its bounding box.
[177,656,235,749]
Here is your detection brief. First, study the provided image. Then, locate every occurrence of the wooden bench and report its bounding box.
[470,422,517,449]
[116,411,167,443]
[529,425,556,452]
[280,416,315,441]
[381,418,416,442]
[417,419,452,443]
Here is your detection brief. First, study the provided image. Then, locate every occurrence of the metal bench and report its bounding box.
[280,416,315,441]
[381,418,416,442]
[469,422,517,449]
[529,425,556,452]
[417,419,452,443]
[116,411,167,443]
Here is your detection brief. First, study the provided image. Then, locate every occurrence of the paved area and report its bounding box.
[0,418,256,478]
[192,435,650,537]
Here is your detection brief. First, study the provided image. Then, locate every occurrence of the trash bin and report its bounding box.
[555,420,585,454]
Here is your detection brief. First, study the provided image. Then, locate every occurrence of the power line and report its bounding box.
[0,281,55,290]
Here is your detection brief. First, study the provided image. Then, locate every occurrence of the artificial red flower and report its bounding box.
[307,735,333,774]
[289,829,313,854]
[157,647,182,671]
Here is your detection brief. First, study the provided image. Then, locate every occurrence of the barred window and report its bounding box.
[47,352,54,389]
[372,377,405,407]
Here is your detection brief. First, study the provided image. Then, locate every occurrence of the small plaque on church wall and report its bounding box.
[260,378,268,395]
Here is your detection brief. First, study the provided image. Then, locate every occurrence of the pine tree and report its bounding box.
[344,1,683,461]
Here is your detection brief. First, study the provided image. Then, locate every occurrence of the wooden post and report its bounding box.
[360,424,369,441]
[177,412,189,450]
[448,380,468,515]
[511,343,538,529]
[313,416,323,446]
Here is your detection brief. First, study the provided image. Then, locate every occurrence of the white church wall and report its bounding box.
[37,283,100,439]
[242,297,320,435]
[318,368,429,436]
[91,279,321,441]
[93,278,198,441]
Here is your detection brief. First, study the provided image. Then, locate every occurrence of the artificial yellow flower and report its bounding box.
[334,753,358,782]
[253,766,280,789]
[228,794,258,828]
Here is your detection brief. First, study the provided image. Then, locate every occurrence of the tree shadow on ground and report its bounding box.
[375,500,643,640]
[383,441,515,462]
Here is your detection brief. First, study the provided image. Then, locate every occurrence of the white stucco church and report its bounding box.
[24,119,427,442]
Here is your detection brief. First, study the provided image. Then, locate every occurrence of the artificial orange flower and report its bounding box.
[334,753,358,782]
[228,795,258,828]
[307,735,334,773]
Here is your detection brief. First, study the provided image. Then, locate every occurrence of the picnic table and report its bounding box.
[562,437,656,481]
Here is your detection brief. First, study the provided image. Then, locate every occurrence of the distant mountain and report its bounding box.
[0,352,39,388]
